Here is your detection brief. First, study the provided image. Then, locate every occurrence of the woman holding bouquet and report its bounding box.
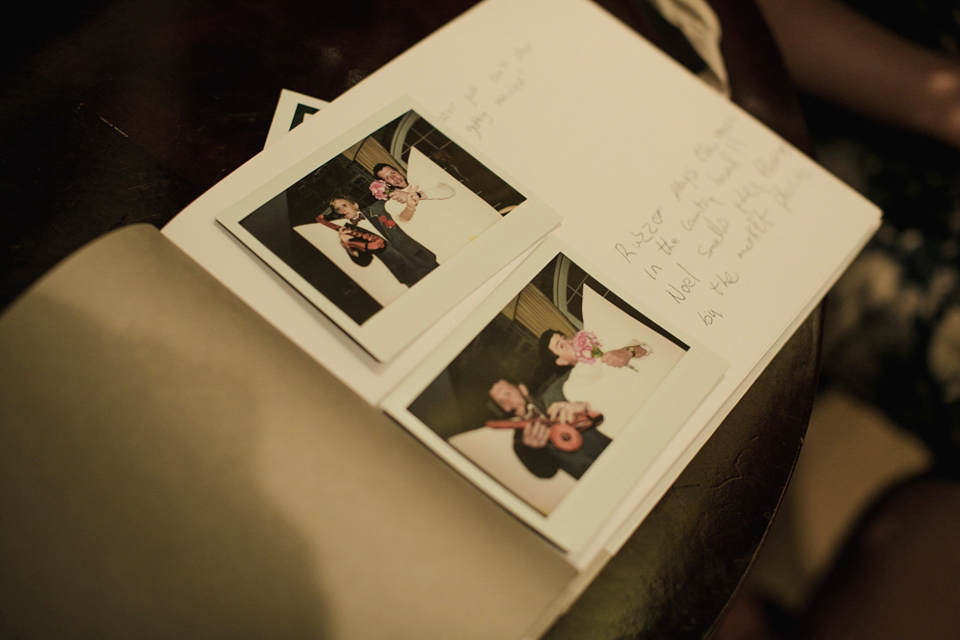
[539,329,652,370]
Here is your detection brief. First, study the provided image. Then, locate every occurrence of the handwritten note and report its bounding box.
[430,43,817,332]
[403,1,875,349]
[435,43,532,140]
[610,116,812,327]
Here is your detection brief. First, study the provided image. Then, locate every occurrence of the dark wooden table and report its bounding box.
[0,1,815,637]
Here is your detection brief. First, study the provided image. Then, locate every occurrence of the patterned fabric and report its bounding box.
[810,1,960,472]
[821,225,960,469]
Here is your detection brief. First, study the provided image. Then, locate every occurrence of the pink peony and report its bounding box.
[571,330,603,364]
[369,179,391,201]
[571,330,642,371]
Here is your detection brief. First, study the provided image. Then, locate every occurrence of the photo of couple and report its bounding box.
[406,253,690,515]
[220,102,556,361]
[297,147,512,306]
[233,107,527,323]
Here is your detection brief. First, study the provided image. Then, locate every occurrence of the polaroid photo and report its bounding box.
[264,89,328,148]
[381,238,728,559]
[217,96,559,362]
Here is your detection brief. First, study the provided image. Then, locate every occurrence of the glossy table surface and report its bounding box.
[0,1,815,638]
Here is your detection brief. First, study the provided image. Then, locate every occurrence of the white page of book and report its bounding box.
[163,0,880,562]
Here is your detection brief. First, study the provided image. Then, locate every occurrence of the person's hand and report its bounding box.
[389,190,409,203]
[398,188,420,222]
[338,226,361,256]
[601,347,633,368]
[521,420,551,448]
[546,401,590,424]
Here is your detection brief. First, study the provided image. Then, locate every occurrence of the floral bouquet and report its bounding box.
[571,330,604,364]
[369,179,394,201]
[571,330,639,371]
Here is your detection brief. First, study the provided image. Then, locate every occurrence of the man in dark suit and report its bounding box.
[326,196,438,287]
[488,377,611,480]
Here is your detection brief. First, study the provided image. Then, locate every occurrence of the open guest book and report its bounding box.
[0,1,880,638]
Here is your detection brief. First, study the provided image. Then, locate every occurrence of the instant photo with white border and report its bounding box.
[381,238,727,561]
[264,88,327,148]
[217,95,559,362]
